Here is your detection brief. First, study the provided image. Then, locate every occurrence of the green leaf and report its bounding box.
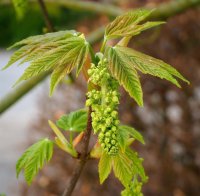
[118,127,129,151]
[56,109,87,132]
[90,143,102,159]
[125,148,147,182]
[112,147,147,188]
[4,31,75,69]
[105,9,154,39]
[8,30,76,50]
[130,21,165,36]
[3,31,89,95]
[114,46,189,87]
[105,46,143,106]
[113,150,133,187]
[16,138,53,185]
[98,151,113,184]
[12,0,28,19]
[119,125,145,144]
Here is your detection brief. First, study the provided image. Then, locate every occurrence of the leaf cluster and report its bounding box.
[3,31,89,95]
[16,109,88,185]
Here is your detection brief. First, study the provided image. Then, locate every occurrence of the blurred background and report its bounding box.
[0,0,200,196]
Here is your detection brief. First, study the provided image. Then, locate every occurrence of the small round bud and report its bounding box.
[105,132,111,137]
[111,126,117,131]
[99,133,104,139]
[111,140,116,145]
[107,144,111,148]
[86,99,92,106]
[111,111,118,118]
[105,138,110,144]
[101,143,105,148]
[88,69,93,75]
[114,120,120,125]
[112,96,119,103]
[112,134,116,139]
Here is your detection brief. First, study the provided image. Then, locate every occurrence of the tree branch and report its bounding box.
[2,0,200,17]
[46,0,200,18]
[150,0,200,20]
[0,72,49,114]
[37,0,55,32]
[62,106,92,196]
[1,0,200,114]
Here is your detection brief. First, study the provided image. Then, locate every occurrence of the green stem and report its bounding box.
[117,36,132,47]
[88,44,96,64]
[70,132,73,144]
[100,37,107,53]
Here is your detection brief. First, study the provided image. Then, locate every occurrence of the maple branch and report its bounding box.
[2,0,199,17]
[37,0,55,32]
[62,106,92,196]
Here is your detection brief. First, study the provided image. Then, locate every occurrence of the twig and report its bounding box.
[2,0,200,18]
[37,0,55,32]
[62,107,92,196]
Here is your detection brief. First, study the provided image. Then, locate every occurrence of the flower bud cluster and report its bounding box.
[87,60,110,86]
[86,59,120,155]
[132,181,143,196]
[122,180,143,196]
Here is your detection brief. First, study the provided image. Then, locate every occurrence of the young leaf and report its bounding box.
[114,46,189,87]
[105,46,143,106]
[4,31,75,69]
[105,9,154,39]
[113,151,133,187]
[130,21,165,36]
[119,125,145,144]
[16,138,53,185]
[90,143,102,159]
[56,109,87,132]
[98,151,113,184]
[125,148,147,182]
[48,120,77,157]
[118,127,129,151]
[8,30,77,50]
[3,31,89,95]
[112,147,147,188]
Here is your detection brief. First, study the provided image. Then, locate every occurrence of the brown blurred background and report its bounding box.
[0,0,200,196]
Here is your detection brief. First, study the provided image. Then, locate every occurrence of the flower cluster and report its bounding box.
[86,58,120,155]
[121,179,143,196]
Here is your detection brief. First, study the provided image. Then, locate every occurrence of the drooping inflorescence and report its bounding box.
[86,57,120,155]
